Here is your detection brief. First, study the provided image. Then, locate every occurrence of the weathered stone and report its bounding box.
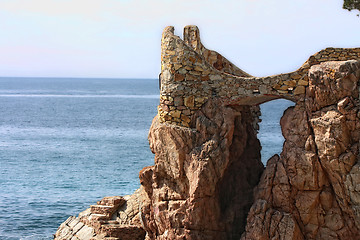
[142,100,264,240]
[189,56,196,63]
[55,190,148,240]
[284,80,297,87]
[279,85,289,90]
[195,97,207,103]
[165,50,175,55]
[243,61,360,240]
[174,73,185,81]
[294,85,305,95]
[291,72,302,80]
[75,225,94,239]
[184,96,195,108]
[55,25,360,240]
[170,110,181,118]
[174,64,182,70]
[201,75,210,81]
[180,114,191,123]
[178,68,187,74]
[183,109,191,115]
[194,66,204,72]
[174,96,183,106]
[298,79,309,86]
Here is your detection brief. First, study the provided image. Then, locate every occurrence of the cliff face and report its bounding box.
[54,26,360,240]
[139,100,263,239]
[242,60,360,240]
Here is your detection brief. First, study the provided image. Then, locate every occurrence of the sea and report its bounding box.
[0,77,294,240]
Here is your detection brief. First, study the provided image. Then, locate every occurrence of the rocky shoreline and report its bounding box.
[54,26,360,240]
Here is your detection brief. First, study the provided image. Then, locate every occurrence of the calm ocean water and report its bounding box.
[0,77,293,239]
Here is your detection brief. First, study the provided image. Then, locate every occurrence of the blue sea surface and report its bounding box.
[0,78,159,240]
[259,99,295,163]
[0,78,294,239]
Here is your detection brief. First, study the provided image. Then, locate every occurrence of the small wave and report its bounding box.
[0,94,159,99]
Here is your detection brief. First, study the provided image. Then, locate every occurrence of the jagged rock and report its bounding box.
[55,26,360,240]
[54,189,147,240]
[139,99,264,240]
[242,60,360,240]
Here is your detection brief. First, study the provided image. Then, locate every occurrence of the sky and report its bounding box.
[0,0,359,78]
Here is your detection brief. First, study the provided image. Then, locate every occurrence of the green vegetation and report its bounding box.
[343,0,360,12]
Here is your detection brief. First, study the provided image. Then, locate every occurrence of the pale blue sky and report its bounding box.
[0,0,359,78]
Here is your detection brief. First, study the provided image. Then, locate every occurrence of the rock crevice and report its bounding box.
[54,26,360,240]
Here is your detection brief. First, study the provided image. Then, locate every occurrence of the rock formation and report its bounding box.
[54,26,360,240]
[242,60,360,240]
[54,189,148,239]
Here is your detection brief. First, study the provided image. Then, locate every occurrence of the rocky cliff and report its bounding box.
[242,60,360,240]
[54,26,360,240]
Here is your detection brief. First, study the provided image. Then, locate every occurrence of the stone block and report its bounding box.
[194,66,204,72]
[73,222,85,234]
[284,80,297,87]
[174,64,182,70]
[298,79,308,86]
[174,97,183,106]
[174,74,185,81]
[279,85,289,91]
[163,114,172,121]
[170,110,181,118]
[209,75,222,81]
[184,96,195,108]
[201,75,210,81]
[272,83,282,90]
[195,97,207,103]
[185,74,197,81]
[75,225,94,239]
[68,218,80,228]
[294,86,306,95]
[178,68,187,74]
[165,50,175,55]
[189,56,196,63]
[291,72,302,80]
[183,109,191,115]
[181,114,191,123]
[189,71,201,76]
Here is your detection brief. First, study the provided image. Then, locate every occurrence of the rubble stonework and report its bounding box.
[241,60,360,240]
[159,25,360,127]
[55,26,360,240]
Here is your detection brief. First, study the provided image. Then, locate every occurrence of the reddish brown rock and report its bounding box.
[242,60,360,240]
[54,189,147,240]
[139,99,264,240]
[54,25,360,240]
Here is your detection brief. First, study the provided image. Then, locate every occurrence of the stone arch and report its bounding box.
[54,25,360,240]
[151,25,360,239]
[158,25,360,127]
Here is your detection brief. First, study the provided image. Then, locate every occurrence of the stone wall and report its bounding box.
[54,25,360,240]
[159,25,360,127]
[242,60,360,240]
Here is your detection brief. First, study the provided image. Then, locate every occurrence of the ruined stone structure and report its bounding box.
[159,25,360,127]
[55,26,360,240]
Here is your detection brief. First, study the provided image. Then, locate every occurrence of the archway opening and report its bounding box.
[258,99,295,164]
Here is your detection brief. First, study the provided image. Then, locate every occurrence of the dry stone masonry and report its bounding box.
[159,25,360,127]
[55,25,360,240]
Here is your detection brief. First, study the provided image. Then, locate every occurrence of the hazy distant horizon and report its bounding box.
[1,0,360,78]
